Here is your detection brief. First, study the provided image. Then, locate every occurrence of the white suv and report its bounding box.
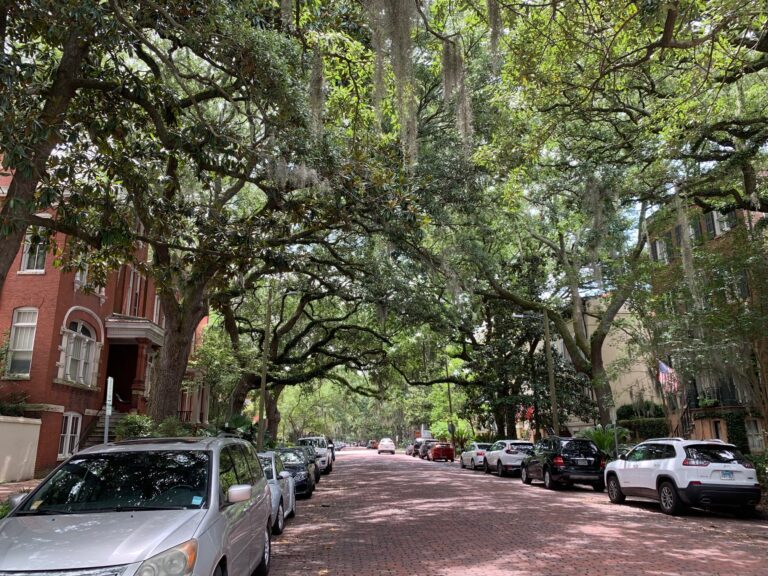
[605,437,761,516]
[298,436,332,474]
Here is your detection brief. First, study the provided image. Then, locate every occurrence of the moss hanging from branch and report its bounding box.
[442,38,473,151]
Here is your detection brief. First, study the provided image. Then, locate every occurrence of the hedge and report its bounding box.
[617,417,669,441]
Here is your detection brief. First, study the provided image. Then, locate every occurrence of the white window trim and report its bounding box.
[655,239,668,264]
[56,321,102,388]
[19,230,47,273]
[6,307,38,377]
[58,412,82,460]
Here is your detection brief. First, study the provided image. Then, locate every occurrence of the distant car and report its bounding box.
[378,438,396,454]
[277,447,315,498]
[427,442,455,462]
[0,436,273,576]
[521,436,606,491]
[259,451,297,535]
[484,440,534,476]
[367,440,379,450]
[296,444,321,484]
[405,442,416,455]
[418,439,438,459]
[411,438,428,457]
[460,442,492,470]
[605,438,761,516]
[298,436,332,474]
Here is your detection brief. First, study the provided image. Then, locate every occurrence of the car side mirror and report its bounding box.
[9,492,27,509]
[227,484,253,504]
[619,454,627,460]
[279,471,292,480]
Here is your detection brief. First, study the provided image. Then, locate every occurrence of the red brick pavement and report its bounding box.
[270,448,768,576]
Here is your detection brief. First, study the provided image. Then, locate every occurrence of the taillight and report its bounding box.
[742,460,755,469]
[682,458,710,467]
[599,456,606,469]
[553,455,565,467]
[477,451,485,456]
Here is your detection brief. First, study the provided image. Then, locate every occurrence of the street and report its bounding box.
[272,448,768,576]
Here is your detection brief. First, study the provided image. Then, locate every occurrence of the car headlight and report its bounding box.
[136,540,197,576]
[294,471,308,480]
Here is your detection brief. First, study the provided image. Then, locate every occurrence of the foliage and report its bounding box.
[618,418,669,442]
[0,499,8,520]
[746,453,768,490]
[155,417,192,439]
[577,424,631,456]
[114,414,154,441]
[616,402,664,420]
[0,389,27,417]
[721,412,750,455]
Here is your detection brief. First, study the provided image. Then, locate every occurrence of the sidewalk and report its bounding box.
[0,479,40,501]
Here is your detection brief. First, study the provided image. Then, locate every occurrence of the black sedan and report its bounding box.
[277,447,316,497]
[521,436,606,491]
[294,445,321,485]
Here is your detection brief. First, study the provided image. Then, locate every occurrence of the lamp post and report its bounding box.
[609,405,619,458]
[445,358,455,448]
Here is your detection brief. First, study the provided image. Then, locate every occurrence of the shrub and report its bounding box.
[576,424,631,456]
[616,401,664,420]
[0,499,9,520]
[746,453,768,490]
[0,390,27,417]
[618,417,668,440]
[115,414,154,440]
[155,416,192,438]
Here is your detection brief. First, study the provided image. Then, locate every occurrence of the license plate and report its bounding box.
[721,470,734,480]
[576,458,587,466]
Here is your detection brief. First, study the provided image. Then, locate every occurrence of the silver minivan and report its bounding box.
[0,436,273,576]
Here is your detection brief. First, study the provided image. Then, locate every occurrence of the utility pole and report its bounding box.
[543,310,559,436]
[445,358,455,448]
[257,282,274,451]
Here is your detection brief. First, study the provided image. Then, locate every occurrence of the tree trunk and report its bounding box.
[266,384,285,442]
[590,350,613,426]
[0,31,89,294]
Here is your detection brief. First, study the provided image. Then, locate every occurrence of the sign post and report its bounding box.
[104,376,114,445]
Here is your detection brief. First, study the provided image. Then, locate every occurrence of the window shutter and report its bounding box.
[704,212,716,238]
[690,217,703,244]
[57,329,69,380]
[650,240,658,261]
[90,342,102,387]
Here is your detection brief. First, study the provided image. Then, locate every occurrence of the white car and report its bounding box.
[605,438,761,515]
[258,451,297,535]
[378,437,396,454]
[460,442,492,470]
[298,436,333,474]
[484,439,534,477]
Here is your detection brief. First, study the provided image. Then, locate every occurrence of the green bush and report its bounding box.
[576,424,631,456]
[616,402,664,420]
[0,499,9,520]
[0,390,28,417]
[115,414,154,440]
[618,417,669,440]
[155,416,192,438]
[746,453,768,490]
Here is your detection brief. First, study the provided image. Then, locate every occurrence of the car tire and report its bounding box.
[497,461,506,477]
[460,458,465,469]
[254,521,271,576]
[272,501,285,535]
[287,499,296,518]
[543,468,557,490]
[658,481,683,515]
[521,465,532,484]
[326,462,333,473]
[469,458,475,470]
[378,451,381,454]
[450,458,454,463]
[484,460,491,474]
[607,475,626,504]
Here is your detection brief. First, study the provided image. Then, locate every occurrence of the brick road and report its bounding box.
[271,448,768,576]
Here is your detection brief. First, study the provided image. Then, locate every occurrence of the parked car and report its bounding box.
[521,436,606,491]
[418,439,438,459]
[296,444,321,484]
[459,442,493,470]
[427,442,455,462]
[259,451,297,535]
[604,438,762,516]
[405,441,416,455]
[366,439,379,450]
[0,436,273,576]
[378,437,396,454]
[277,447,316,498]
[298,436,333,474]
[411,438,428,457]
[484,440,534,476]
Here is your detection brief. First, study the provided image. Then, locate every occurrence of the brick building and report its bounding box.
[0,171,210,475]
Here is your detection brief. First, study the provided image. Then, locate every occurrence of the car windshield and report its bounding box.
[476,443,491,450]
[16,451,209,515]
[259,457,275,479]
[561,439,599,454]
[686,444,746,463]
[299,438,326,449]
[279,450,306,465]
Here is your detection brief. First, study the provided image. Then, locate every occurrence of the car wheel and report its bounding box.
[497,461,506,478]
[254,521,271,576]
[460,458,465,469]
[658,481,683,515]
[272,501,285,535]
[287,499,296,519]
[378,450,381,454]
[543,468,557,490]
[450,458,454,463]
[326,462,333,473]
[484,460,491,474]
[607,476,626,503]
[469,458,475,470]
[521,465,532,485]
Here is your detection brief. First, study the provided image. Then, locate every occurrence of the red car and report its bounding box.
[427,442,455,462]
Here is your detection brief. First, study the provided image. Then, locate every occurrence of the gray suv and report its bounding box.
[0,436,273,576]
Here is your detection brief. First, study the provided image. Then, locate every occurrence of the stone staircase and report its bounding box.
[80,410,130,449]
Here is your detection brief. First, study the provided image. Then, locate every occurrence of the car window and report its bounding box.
[626,446,648,462]
[661,444,677,459]
[275,456,285,475]
[17,451,209,514]
[685,444,746,464]
[219,447,240,503]
[561,439,599,455]
[259,456,275,480]
[477,443,491,450]
[243,443,265,482]
[279,450,305,465]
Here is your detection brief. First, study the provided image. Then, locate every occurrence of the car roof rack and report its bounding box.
[643,437,685,442]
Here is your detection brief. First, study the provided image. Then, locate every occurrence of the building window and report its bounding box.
[74,266,88,290]
[6,308,38,376]
[654,239,668,263]
[125,267,144,317]
[58,412,82,459]
[20,229,47,272]
[59,320,99,386]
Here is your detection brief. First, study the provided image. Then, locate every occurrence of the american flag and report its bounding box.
[658,360,680,393]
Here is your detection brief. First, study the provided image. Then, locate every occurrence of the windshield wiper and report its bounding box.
[15,509,75,516]
[109,505,190,512]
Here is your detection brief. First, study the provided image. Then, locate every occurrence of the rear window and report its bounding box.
[561,439,600,454]
[685,444,746,464]
[476,443,491,450]
[299,438,326,449]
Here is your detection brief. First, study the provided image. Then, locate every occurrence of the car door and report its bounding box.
[218,445,254,576]
[243,444,271,572]
[528,439,548,479]
[619,445,649,493]
[275,455,293,515]
[486,442,501,468]
[632,444,667,497]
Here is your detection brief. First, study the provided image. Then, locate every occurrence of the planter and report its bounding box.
[0,415,41,483]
